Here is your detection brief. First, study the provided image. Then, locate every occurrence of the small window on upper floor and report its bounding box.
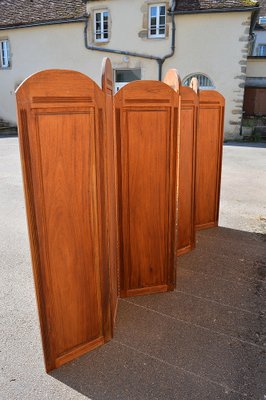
[0,39,10,69]
[94,10,109,43]
[148,4,166,38]
[183,74,215,90]
[257,44,266,56]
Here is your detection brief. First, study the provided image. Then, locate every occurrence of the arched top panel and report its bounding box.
[199,90,225,106]
[163,69,181,93]
[16,69,104,109]
[189,77,199,94]
[101,58,113,95]
[180,86,199,106]
[115,80,179,107]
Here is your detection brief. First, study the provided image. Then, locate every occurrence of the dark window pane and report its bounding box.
[151,16,156,26]
[160,6,166,15]
[159,16,165,25]
[116,69,141,83]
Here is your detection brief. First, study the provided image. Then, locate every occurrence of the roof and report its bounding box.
[174,0,260,14]
[0,0,86,29]
[0,0,260,30]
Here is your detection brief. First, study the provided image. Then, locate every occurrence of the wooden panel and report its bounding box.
[16,70,112,371]
[101,58,119,328]
[115,81,179,297]
[177,86,198,255]
[163,70,198,256]
[195,90,225,230]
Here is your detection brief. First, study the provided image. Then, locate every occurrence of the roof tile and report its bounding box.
[174,0,259,13]
[0,0,86,29]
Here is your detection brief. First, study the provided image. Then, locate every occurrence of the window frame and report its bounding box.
[257,44,266,57]
[94,9,109,43]
[114,68,142,93]
[182,73,215,90]
[0,39,10,69]
[259,16,266,25]
[148,3,166,39]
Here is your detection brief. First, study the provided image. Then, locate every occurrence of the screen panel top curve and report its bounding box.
[16,69,112,371]
[115,80,179,297]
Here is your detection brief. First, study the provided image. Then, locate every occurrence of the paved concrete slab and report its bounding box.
[0,138,265,400]
[220,142,266,235]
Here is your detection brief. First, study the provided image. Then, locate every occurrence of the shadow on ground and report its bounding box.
[224,141,266,149]
[51,227,266,400]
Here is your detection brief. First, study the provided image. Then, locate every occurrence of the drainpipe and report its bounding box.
[83,1,176,81]
[158,11,176,80]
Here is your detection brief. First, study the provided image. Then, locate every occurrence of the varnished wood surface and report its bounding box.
[16,70,112,371]
[164,70,198,257]
[115,81,179,297]
[177,86,198,255]
[101,58,119,329]
[195,90,225,230]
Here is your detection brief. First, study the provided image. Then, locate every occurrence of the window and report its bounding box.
[115,69,141,92]
[0,39,10,69]
[257,44,266,56]
[94,10,109,42]
[259,16,266,25]
[183,74,215,90]
[149,4,166,38]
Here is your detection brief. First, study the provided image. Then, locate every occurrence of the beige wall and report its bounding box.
[0,3,253,139]
[164,12,252,139]
[247,58,266,77]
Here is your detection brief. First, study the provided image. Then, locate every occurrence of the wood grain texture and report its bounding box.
[176,86,198,255]
[164,70,198,257]
[16,70,112,371]
[101,58,119,329]
[195,90,225,230]
[115,81,179,297]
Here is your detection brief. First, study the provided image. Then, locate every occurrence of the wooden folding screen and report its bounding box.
[195,90,225,230]
[115,81,179,297]
[16,69,114,371]
[164,70,198,256]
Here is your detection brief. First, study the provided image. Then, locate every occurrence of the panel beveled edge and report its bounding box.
[17,107,55,371]
[176,87,199,256]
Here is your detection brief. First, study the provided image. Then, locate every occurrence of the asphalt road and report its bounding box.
[0,138,265,400]
[220,142,266,235]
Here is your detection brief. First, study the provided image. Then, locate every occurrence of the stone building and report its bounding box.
[0,0,260,138]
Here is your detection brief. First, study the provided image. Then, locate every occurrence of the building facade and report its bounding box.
[244,0,266,118]
[0,0,260,138]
